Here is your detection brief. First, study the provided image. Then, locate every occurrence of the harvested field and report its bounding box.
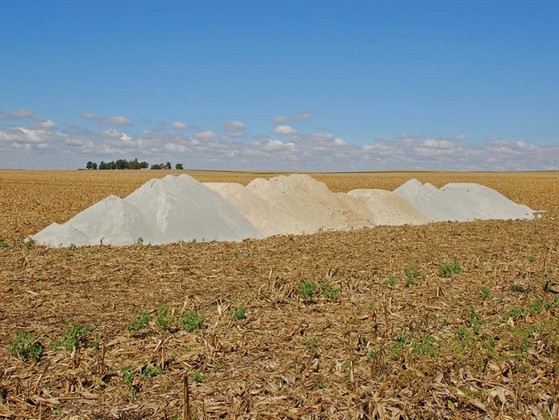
[1,170,559,418]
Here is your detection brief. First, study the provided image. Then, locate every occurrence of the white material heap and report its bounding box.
[28,174,536,247]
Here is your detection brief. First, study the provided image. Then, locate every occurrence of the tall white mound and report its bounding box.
[205,182,308,236]
[393,179,471,222]
[29,174,263,247]
[348,189,432,225]
[30,195,153,247]
[440,183,535,220]
[394,179,535,222]
[246,174,373,234]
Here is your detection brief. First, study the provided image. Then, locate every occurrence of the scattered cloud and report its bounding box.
[223,121,246,137]
[272,112,311,125]
[195,130,217,140]
[81,112,132,126]
[274,125,298,135]
[172,121,188,130]
[2,108,558,171]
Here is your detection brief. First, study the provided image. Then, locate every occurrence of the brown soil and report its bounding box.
[1,170,558,418]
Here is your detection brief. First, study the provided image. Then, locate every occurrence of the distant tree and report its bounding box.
[99,161,108,170]
[166,162,172,170]
[115,159,128,170]
[86,161,93,170]
[150,163,161,170]
[175,163,184,170]
[91,162,98,170]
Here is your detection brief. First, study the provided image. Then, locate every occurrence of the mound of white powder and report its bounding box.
[439,183,535,221]
[394,179,535,222]
[28,174,537,248]
[29,174,264,247]
[246,174,373,234]
[348,189,432,225]
[205,182,308,236]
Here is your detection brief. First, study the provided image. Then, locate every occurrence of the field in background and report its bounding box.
[1,170,558,418]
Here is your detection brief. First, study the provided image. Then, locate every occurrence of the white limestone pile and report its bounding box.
[28,174,264,247]
[205,182,308,236]
[439,183,535,220]
[347,189,432,225]
[246,174,373,234]
[394,178,535,222]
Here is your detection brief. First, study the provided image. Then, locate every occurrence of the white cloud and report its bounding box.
[165,142,189,153]
[422,139,455,149]
[223,121,246,137]
[2,107,559,171]
[82,112,132,126]
[39,119,57,129]
[195,130,217,140]
[272,112,311,125]
[274,125,298,135]
[172,121,188,130]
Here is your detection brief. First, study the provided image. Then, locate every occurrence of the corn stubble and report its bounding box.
[1,169,559,418]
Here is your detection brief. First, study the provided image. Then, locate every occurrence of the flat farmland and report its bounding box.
[1,170,559,418]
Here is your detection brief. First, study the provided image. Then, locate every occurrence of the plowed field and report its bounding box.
[1,170,558,418]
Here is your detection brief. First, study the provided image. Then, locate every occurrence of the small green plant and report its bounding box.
[232,250,240,259]
[321,281,341,300]
[527,255,537,262]
[298,280,318,301]
[411,333,438,358]
[480,286,492,300]
[466,306,484,335]
[508,307,526,320]
[438,258,462,278]
[7,331,44,362]
[528,298,543,315]
[141,364,163,379]
[385,276,397,287]
[193,369,204,383]
[180,310,205,332]
[0,239,8,248]
[303,334,322,355]
[24,237,36,248]
[155,304,176,332]
[121,365,135,385]
[136,237,144,246]
[53,323,93,352]
[404,266,420,287]
[231,306,247,321]
[127,308,151,332]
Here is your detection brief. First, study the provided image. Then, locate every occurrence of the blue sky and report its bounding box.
[1,0,558,170]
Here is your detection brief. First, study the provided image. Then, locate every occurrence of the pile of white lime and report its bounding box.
[28,174,536,247]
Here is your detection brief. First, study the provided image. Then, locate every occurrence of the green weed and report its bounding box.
[180,310,205,332]
[193,369,204,383]
[438,258,462,278]
[127,308,151,332]
[53,323,93,352]
[155,304,176,332]
[480,286,492,300]
[321,281,341,300]
[0,239,8,248]
[7,331,44,362]
[231,306,247,321]
[303,334,322,355]
[385,276,397,287]
[121,365,135,385]
[298,280,318,301]
[404,267,420,287]
[141,364,163,379]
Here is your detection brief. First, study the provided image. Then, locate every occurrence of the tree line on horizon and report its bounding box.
[86,159,183,170]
